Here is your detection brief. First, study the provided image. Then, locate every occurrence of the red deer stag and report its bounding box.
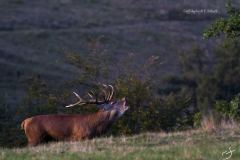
[21,85,129,146]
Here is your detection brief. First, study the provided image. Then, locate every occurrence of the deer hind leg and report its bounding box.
[27,139,40,147]
[26,131,44,147]
[24,123,44,146]
[25,131,42,146]
[27,135,52,146]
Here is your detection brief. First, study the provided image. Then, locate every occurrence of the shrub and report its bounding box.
[214,94,240,121]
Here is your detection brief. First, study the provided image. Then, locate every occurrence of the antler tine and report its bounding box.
[87,92,93,98]
[101,88,108,101]
[65,92,85,108]
[102,84,110,101]
[87,90,94,98]
[73,92,81,99]
[108,85,114,100]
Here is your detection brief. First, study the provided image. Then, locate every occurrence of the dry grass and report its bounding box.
[1,128,240,160]
[201,114,240,134]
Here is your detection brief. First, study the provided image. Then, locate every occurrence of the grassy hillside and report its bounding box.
[1,0,233,105]
[1,129,240,160]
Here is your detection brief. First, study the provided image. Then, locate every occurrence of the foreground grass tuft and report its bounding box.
[1,129,240,160]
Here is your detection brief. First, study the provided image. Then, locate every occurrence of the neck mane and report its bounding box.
[85,110,118,137]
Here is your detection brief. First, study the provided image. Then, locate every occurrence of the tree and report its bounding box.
[204,2,240,39]
[202,2,240,122]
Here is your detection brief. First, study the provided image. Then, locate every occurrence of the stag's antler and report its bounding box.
[65,84,114,108]
[102,84,114,101]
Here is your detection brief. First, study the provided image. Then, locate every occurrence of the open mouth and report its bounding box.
[112,98,129,116]
[119,98,129,113]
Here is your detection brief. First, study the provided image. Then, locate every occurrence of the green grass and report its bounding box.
[1,129,240,160]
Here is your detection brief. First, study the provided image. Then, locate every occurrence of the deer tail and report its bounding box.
[21,120,25,130]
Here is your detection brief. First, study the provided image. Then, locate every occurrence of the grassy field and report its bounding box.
[1,129,240,160]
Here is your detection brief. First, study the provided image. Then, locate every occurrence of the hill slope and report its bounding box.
[1,129,240,160]
[2,0,236,105]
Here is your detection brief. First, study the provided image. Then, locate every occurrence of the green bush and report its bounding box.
[214,94,240,120]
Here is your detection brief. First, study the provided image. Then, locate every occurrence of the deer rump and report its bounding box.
[21,111,118,146]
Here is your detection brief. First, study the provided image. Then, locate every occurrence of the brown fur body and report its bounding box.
[21,110,118,146]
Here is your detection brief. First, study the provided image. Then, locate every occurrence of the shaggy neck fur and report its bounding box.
[85,110,118,137]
